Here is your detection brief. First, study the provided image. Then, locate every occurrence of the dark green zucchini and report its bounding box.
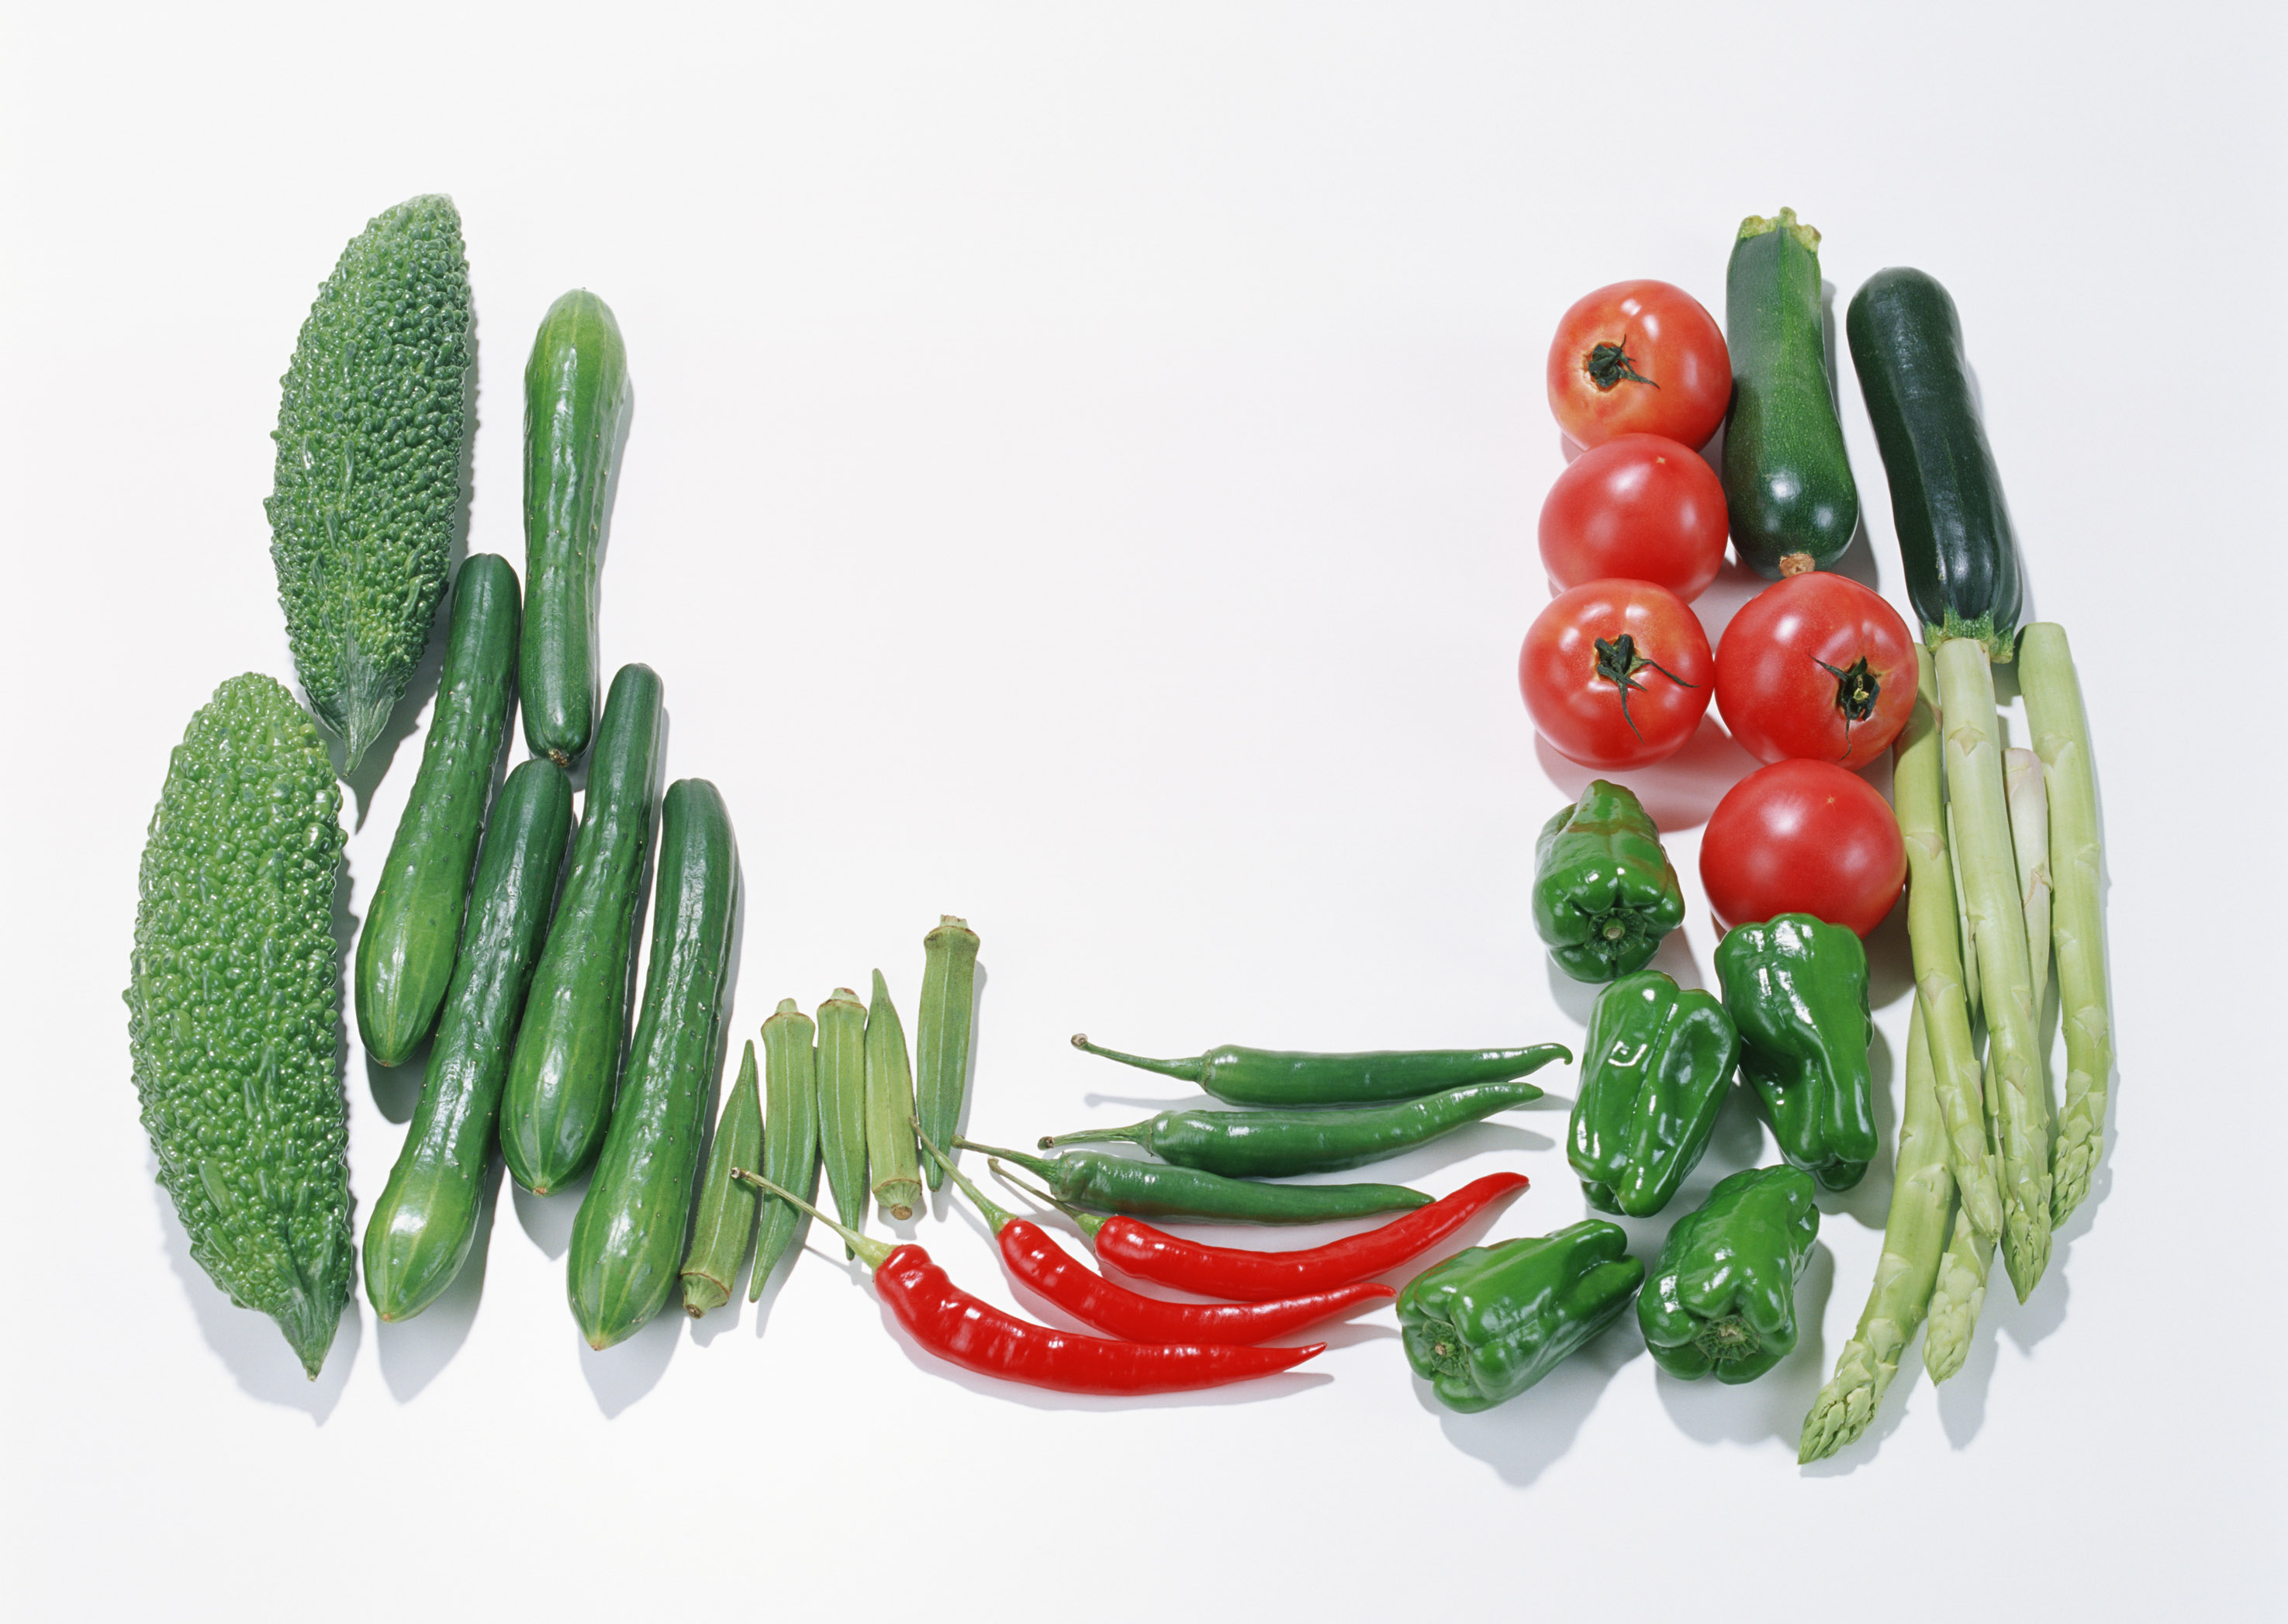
[567,778,740,1349]
[522,291,632,767]
[500,663,665,1193]
[354,553,521,1067]
[1723,209,1858,578]
[364,758,572,1321]
[1846,268,2023,659]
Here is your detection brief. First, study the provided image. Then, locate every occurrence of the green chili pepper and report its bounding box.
[1637,1164,1820,1384]
[1531,779,1686,983]
[679,1039,763,1317]
[957,1139,1432,1225]
[752,998,822,1298]
[1397,1221,1644,1412]
[814,986,868,1258]
[1040,1076,1554,1178]
[1567,971,1740,1218]
[1715,914,1878,1191]
[866,970,922,1221]
[916,915,981,1191]
[1070,1033,1571,1109]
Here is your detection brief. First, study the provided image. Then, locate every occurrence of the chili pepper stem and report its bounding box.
[914,1120,1014,1232]
[1069,1034,1207,1083]
[1039,1125,1146,1150]
[731,1167,893,1270]
[955,1137,1059,1182]
[989,1160,1105,1239]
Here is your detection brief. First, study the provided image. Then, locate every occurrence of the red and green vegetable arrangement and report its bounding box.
[123,195,2109,1463]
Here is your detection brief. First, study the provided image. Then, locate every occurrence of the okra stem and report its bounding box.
[731,1168,893,1270]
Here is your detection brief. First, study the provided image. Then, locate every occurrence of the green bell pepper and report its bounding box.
[1567,971,1740,1218]
[1715,913,1878,1190]
[1397,1221,1643,1412]
[1531,780,1686,983]
[1637,1164,1820,1383]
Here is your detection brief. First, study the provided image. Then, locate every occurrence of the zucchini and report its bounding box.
[568,778,741,1349]
[1723,208,1858,578]
[364,758,572,1321]
[1845,268,2023,659]
[522,291,632,766]
[500,662,665,1193]
[354,554,521,1067]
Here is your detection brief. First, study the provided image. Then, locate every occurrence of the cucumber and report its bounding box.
[364,758,572,1321]
[567,778,740,1349]
[354,554,520,1067]
[500,663,665,1193]
[1723,209,1858,579]
[522,291,632,767]
[1845,267,2023,659]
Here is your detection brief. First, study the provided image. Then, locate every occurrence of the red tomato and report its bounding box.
[1540,434,1729,602]
[1519,580,1713,769]
[1700,759,1906,937]
[1547,281,1730,451]
[1715,574,1917,770]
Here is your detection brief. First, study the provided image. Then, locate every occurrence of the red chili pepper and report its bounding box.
[994,1164,1529,1302]
[731,1168,1324,1395]
[921,1130,1392,1342]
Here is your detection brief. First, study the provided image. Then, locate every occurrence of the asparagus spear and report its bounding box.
[2020,624,2111,1225]
[1799,991,1954,1462]
[1894,647,2002,1242]
[1934,638,2051,1300]
[2004,748,2052,1022]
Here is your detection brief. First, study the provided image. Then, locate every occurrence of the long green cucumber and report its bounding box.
[568,778,740,1349]
[364,758,572,1320]
[522,291,632,766]
[1845,267,2023,660]
[354,553,520,1066]
[501,662,665,1192]
[1723,208,1858,578]
[752,998,821,1294]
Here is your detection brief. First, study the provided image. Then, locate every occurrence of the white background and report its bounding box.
[4,2,2283,1617]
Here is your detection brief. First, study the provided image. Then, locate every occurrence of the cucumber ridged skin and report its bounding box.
[522,291,632,767]
[354,554,522,1068]
[1846,268,2024,661]
[365,759,572,1322]
[1723,209,1859,579]
[501,663,665,1193]
[569,778,741,1349]
[127,673,351,1377]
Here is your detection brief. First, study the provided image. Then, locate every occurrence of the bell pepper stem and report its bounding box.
[1069,1034,1207,1083]
[913,1120,1014,1233]
[731,1167,893,1271]
[988,1160,1106,1240]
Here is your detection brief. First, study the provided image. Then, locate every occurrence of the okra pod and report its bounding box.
[752,998,822,1297]
[681,1041,764,1318]
[915,915,981,1191]
[866,970,923,1221]
[816,986,869,1256]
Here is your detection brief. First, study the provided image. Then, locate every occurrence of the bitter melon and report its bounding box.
[266,194,474,769]
[126,674,354,1376]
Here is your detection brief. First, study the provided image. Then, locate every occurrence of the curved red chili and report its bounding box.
[997,1164,1529,1302]
[731,1167,1323,1394]
[920,1130,1392,1342]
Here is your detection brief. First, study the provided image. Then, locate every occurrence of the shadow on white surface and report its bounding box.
[375,1159,503,1402]
[365,1042,427,1125]
[1654,1240,1834,1446]
[150,1168,359,1421]
[1535,712,1760,836]
[511,1170,588,1260]
[579,1299,682,1417]
[1420,1311,1642,1486]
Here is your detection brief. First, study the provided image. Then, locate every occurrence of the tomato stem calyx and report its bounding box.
[1816,655,1881,759]
[1594,633,1697,741]
[1585,337,1657,392]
